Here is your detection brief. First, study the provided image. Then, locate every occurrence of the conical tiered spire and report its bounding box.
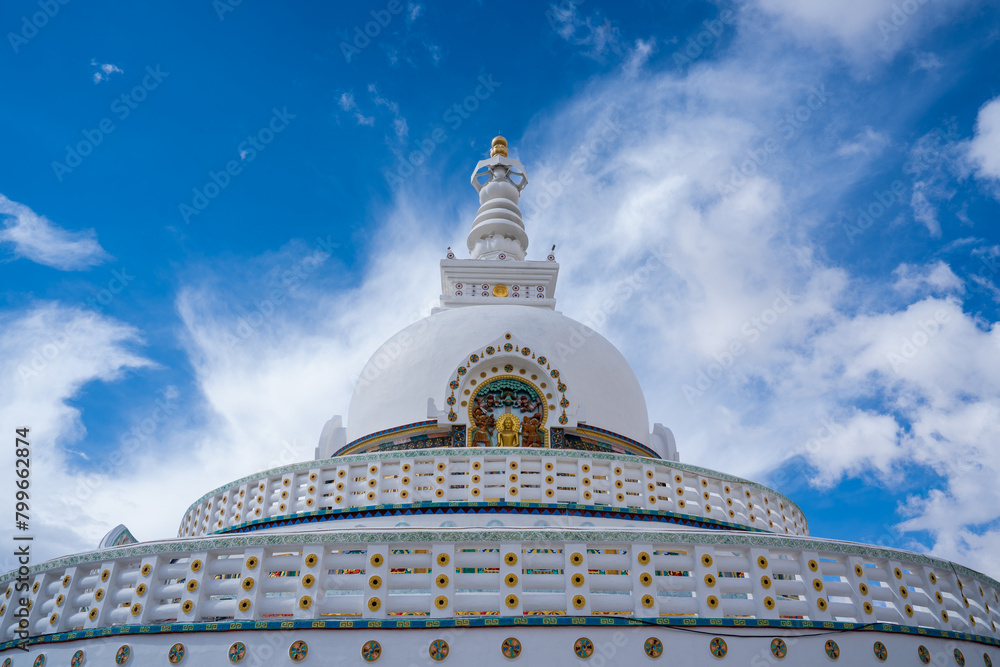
[467,136,530,260]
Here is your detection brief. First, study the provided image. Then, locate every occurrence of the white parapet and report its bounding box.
[176,449,808,537]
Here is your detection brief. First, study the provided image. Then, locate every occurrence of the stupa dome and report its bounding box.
[347,304,653,448]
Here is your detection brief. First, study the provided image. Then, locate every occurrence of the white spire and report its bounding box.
[468,136,529,260]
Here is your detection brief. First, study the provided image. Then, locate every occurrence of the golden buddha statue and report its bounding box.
[495,413,521,447]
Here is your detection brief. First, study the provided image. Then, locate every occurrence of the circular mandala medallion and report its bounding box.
[115,646,131,665]
[33,657,45,667]
[574,638,594,659]
[919,645,931,664]
[504,364,514,372]
[955,649,966,666]
[168,643,185,664]
[771,638,787,658]
[361,640,381,662]
[873,641,887,662]
[289,641,308,662]
[429,639,449,661]
[229,642,246,663]
[644,637,663,658]
[71,651,84,667]
[537,355,547,364]
[486,346,495,355]
[824,640,840,660]
[501,637,521,659]
[503,343,513,352]
[710,637,727,658]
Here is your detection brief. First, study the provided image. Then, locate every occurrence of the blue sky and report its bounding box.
[2,0,1000,577]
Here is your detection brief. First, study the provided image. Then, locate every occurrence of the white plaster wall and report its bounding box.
[347,305,651,445]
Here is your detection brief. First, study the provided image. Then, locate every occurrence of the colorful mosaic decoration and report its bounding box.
[985,653,993,667]
[644,637,663,658]
[501,637,522,659]
[289,640,308,662]
[574,637,595,659]
[32,656,45,667]
[469,376,546,447]
[168,643,185,664]
[770,638,787,658]
[228,642,246,663]
[2,659,9,667]
[956,648,966,666]
[429,639,449,661]
[71,650,84,667]
[115,646,131,665]
[919,645,931,664]
[361,640,381,662]
[873,641,888,661]
[825,640,840,660]
[710,637,727,658]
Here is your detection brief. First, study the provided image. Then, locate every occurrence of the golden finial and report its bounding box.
[490,135,508,158]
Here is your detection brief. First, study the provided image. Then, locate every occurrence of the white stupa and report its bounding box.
[1,136,997,667]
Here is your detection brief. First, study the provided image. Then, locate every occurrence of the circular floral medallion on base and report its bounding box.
[770,638,787,659]
[955,649,966,666]
[919,645,931,664]
[71,650,84,667]
[710,638,727,658]
[289,641,308,662]
[229,642,246,663]
[429,639,449,661]
[574,638,594,659]
[644,637,663,658]
[500,637,521,659]
[168,643,185,664]
[33,656,45,667]
[362,641,381,662]
[115,646,131,665]
[873,641,887,662]
[824,640,840,660]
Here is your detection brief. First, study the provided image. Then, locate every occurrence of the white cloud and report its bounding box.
[622,38,655,79]
[836,126,890,157]
[904,124,963,237]
[892,260,964,296]
[338,90,376,127]
[757,0,969,62]
[0,194,112,270]
[368,83,408,140]
[91,59,123,84]
[547,1,624,60]
[966,95,1000,185]
[0,303,152,560]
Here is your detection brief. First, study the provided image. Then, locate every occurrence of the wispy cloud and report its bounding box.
[338,91,375,126]
[836,126,890,157]
[0,194,112,270]
[622,38,655,79]
[91,59,124,84]
[368,83,408,140]
[548,1,624,60]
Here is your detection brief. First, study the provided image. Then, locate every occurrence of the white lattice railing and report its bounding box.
[178,450,807,537]
[2,530,997,641]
